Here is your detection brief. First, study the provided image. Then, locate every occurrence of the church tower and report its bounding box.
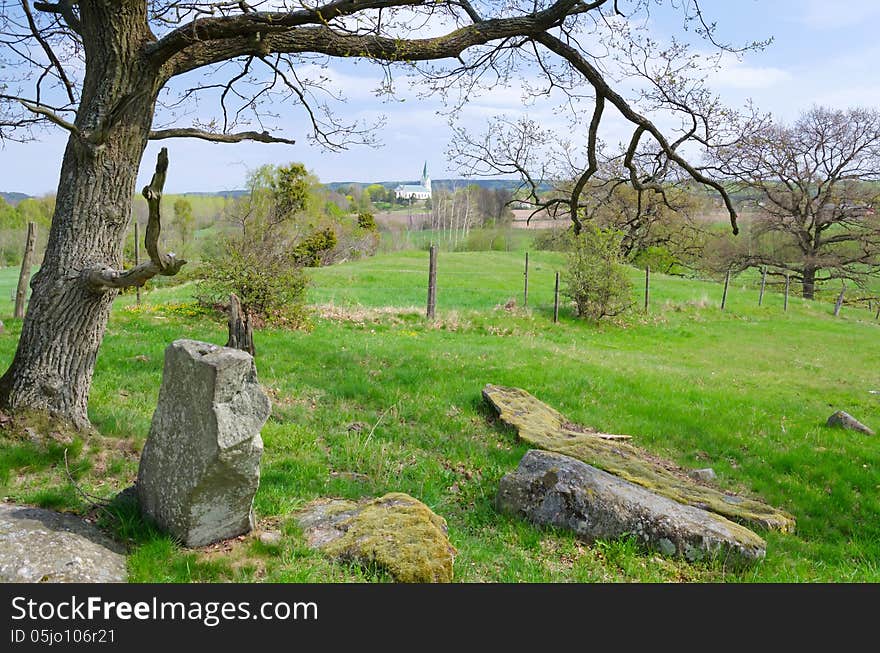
[422,161,431,194]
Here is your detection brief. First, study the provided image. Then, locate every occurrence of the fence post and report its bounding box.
[758,267,767,306]
[523,251,529,307]
[644,266,650,312]
[134,221,141,305]
[833,284,846,317]
[14,221,37,319]
[784,273,790,312]
[721,269,731,310]
[427,244,437,320]
[875,304,880,320]
[553,271,560,324]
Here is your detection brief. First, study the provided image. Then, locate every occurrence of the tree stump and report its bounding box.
[226,293,254,356]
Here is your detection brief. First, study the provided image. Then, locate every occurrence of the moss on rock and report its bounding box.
[483,384,796,534]
[295,492,456,583]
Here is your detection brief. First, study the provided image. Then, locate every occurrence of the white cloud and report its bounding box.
[800,0,880,29]
[709,53,792,90]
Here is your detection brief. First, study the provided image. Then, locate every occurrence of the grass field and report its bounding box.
[1,247,879,583]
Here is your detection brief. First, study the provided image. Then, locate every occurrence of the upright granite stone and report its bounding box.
[137,339,270,547]
[496,450,767,567]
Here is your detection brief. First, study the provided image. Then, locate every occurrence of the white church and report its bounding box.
[394,162,432,200]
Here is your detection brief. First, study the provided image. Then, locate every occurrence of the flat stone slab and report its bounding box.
[0,503,127,583]
[483,384,795,533]
[296,492,456,583]
[826,410,874,435]
[497,450,766,566]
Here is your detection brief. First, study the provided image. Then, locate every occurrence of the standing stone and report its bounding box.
[137,339,270,547]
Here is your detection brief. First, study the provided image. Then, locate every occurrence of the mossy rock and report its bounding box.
[483,384,796,534]
[295,492,456,583]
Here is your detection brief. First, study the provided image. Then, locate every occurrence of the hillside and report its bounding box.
[0,249,878,582]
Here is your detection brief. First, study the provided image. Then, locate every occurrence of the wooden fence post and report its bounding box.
[758,267,767,306]
[427,244,437,320]
[784,274,790,312]
[721,269,731,310]
[523,251,529,307]
[833,284,846,317]
[14,221,37,319]
[134,222,141,305]
[553,272,560,324]
[644,266,650,312]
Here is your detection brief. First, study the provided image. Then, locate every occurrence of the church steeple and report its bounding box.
[422,161,431,193]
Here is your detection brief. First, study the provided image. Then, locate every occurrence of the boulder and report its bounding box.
[296,492,456,582]
[496,450,766,567]
[0,503,126,582]
[689,468,717,482]
[137,339,270,547]
[826,410,874,435]
[482,383,796,533]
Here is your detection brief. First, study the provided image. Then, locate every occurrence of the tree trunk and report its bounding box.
[802,265,817,300]
[0,3,158,428]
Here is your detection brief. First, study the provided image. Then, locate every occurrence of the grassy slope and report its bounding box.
[0,250,878,583]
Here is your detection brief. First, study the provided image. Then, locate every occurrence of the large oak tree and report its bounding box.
[706,105,880,299]
[0,0,747,428]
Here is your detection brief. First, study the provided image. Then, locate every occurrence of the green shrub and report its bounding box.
[196,232,309,327]
[532,226,572,251]
[562,226,633,320]
[357,212,378,231]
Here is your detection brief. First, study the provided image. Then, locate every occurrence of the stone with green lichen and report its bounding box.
[497,450,767,567]
[295,492,456,583]
[483,383,795,534]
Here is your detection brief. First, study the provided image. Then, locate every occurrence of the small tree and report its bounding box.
[563,226,633,320]
[172,198,195,253]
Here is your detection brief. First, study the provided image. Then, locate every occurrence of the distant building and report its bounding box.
[394,162,432,200]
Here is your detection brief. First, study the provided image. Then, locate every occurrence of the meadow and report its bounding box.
[1,241,878,583]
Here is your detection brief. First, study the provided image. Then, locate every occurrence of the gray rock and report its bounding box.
[0,503,126,582]
[137,339,270,547]
[826,410,874,435]
[259,531,282,546]
[496,450,766,567]
[689,468,717,482]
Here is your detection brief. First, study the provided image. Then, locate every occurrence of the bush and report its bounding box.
[532,226,572,251]
[562,226,633,320]
[196,231,309,327]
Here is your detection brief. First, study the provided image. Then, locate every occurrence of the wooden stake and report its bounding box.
[721,269,730,310]
[784,274,790,312]
[427,244,437,320]
[523,251,529,307]
[644,266,650,312]
[758,267,767,306]
[553,271,560,324]
[14,221,36,319]
[834,284,846,317]
[134,222,141,305]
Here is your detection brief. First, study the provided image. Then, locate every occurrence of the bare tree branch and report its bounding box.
[149,126,295,144]
[84,147,186,291]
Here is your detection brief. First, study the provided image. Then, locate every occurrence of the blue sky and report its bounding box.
[2,0,880,195]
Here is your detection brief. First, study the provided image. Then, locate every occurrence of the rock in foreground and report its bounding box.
[483,383,795,533]
[496,450,767,567]
[296,492,456,582]
[138,339,270,547]
[0,503,126,582]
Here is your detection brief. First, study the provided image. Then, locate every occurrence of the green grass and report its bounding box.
[1,249,879,583]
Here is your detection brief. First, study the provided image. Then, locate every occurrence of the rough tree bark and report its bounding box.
[0,3,162,428]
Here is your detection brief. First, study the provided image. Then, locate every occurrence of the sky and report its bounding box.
[2,0,880,195]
